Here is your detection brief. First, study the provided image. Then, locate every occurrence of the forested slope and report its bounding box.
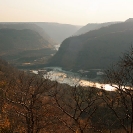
[49,21,133,71]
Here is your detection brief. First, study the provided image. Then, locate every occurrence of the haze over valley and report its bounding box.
[49,19,133,70]
[0,18,133,78]
[1,1,133,132]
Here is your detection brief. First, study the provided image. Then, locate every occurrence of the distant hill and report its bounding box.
[0,29,51,53]
[49,20,133,71]
[125,18,133,22]
[0,22,82,44]
[75,22,120,35]
[0,23,56,46]
[0,29,56,68]
[34,22,82,44]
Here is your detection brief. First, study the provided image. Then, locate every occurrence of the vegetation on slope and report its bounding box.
[49,21,133,71]
[0,29,56,68]
[0,23,56,46]
[1,50,133,133]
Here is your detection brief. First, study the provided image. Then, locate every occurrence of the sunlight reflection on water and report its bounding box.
[32,68,116,91]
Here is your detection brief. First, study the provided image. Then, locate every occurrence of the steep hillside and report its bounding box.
[34,22,82,43]
[75,22,120,35]
[0,22,81,44]
[0,29,56,68]
[49,21,133,71]
[0,29,51,53]
[0,23,56,46]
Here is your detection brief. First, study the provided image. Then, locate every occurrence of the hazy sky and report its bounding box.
[0,0,133,25]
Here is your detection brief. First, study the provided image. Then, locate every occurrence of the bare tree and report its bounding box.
[103,47,133,133]
[3,72,55,133]
[50,83,102,133]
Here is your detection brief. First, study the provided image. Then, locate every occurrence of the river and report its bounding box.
[31,67,116,91]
